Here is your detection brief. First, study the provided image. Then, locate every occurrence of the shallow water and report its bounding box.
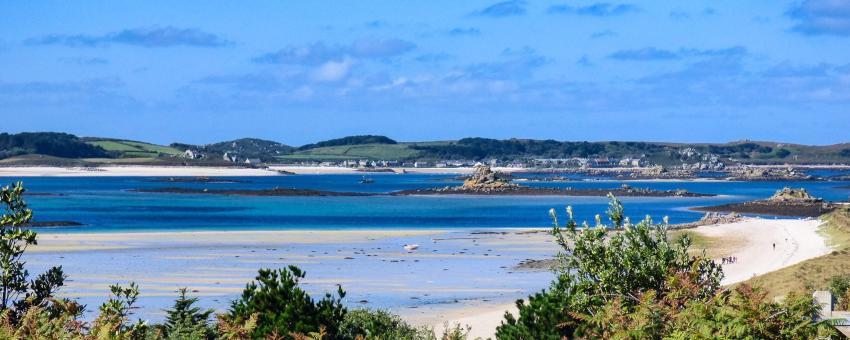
[4,174,849,233]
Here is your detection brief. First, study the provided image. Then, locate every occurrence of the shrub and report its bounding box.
[227,265,347,339]
[339,309,432,340]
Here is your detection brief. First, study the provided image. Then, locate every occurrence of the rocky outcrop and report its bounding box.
[394,183,713,197]
[768,187,822,203]
[670,212,743,229]
[461,164,517,191]
[727,167,814,181]
[693,187,833,217]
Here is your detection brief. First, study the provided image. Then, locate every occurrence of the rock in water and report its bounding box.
[768,187,822,203]
[461,164,517,191]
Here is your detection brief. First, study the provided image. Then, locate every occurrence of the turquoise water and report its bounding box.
[4,174,850,233]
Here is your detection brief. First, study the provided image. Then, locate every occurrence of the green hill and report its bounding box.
[85,138,182,158]
[297,135,396,151]
[3,131,850,166]
[0,132,110,159]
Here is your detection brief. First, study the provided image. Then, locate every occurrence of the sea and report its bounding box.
[5,172,850,233]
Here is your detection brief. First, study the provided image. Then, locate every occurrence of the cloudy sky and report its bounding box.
[1,1,849,145]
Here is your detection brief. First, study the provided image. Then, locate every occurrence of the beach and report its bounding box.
[24,216,832,339]
[0,165,527,177]
[27,227,558,336]
[686,217,831,285]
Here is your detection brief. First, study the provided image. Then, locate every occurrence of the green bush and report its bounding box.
[227,265,347,339]
[339,309,432,340]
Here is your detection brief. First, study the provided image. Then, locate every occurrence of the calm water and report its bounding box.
[4,174,849,233]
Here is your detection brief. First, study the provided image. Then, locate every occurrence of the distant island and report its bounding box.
[2,132,850,182]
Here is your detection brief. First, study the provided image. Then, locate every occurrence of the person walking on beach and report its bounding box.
[773,243,776,251]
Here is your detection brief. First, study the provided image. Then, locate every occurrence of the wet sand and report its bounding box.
[27,228,558,332]
[26,217,828,338]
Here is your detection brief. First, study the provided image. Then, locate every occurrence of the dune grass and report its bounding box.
[745,206,850,297]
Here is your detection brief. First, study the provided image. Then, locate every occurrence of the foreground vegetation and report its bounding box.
[0,183,844,339]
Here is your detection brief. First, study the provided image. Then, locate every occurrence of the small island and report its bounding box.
[693,187,837,217]
[393,165,713,197]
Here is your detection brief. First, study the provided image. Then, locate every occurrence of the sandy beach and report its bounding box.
[0,165,528,177]
[687,217,831,284]
[28,227,558,335]
[25,217,832,339]
[0,166,280,177]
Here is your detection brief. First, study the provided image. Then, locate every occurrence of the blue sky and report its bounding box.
[1,1,849,145]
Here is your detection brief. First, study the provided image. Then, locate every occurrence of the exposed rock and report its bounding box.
[693,188,833,217]
[768,187,822,203]
[514,258,560,271]
[727,167,814,181]
[461,164,517,191]
[671,212,743,229]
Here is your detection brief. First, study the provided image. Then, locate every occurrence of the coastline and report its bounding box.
[0,165,527,177]
[27,227,559,334]
[27,217,832,338]
[431,216,831,337]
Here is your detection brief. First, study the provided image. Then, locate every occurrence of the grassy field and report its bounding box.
[744,206,850,297]
[87,139,182,158]
[277,143,420,161]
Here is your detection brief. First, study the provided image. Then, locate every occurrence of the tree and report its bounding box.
[0,181,66,323]
[159,287,214,339]
[227,265,347,339]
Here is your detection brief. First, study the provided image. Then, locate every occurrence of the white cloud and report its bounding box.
[311,58,353,82]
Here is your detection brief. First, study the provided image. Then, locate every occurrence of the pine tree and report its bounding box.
[161,287,213,339]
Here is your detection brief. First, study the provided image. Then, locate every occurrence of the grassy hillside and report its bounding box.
[745,206,850,297]
[278,143,419,161]
[86,139,182,158]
